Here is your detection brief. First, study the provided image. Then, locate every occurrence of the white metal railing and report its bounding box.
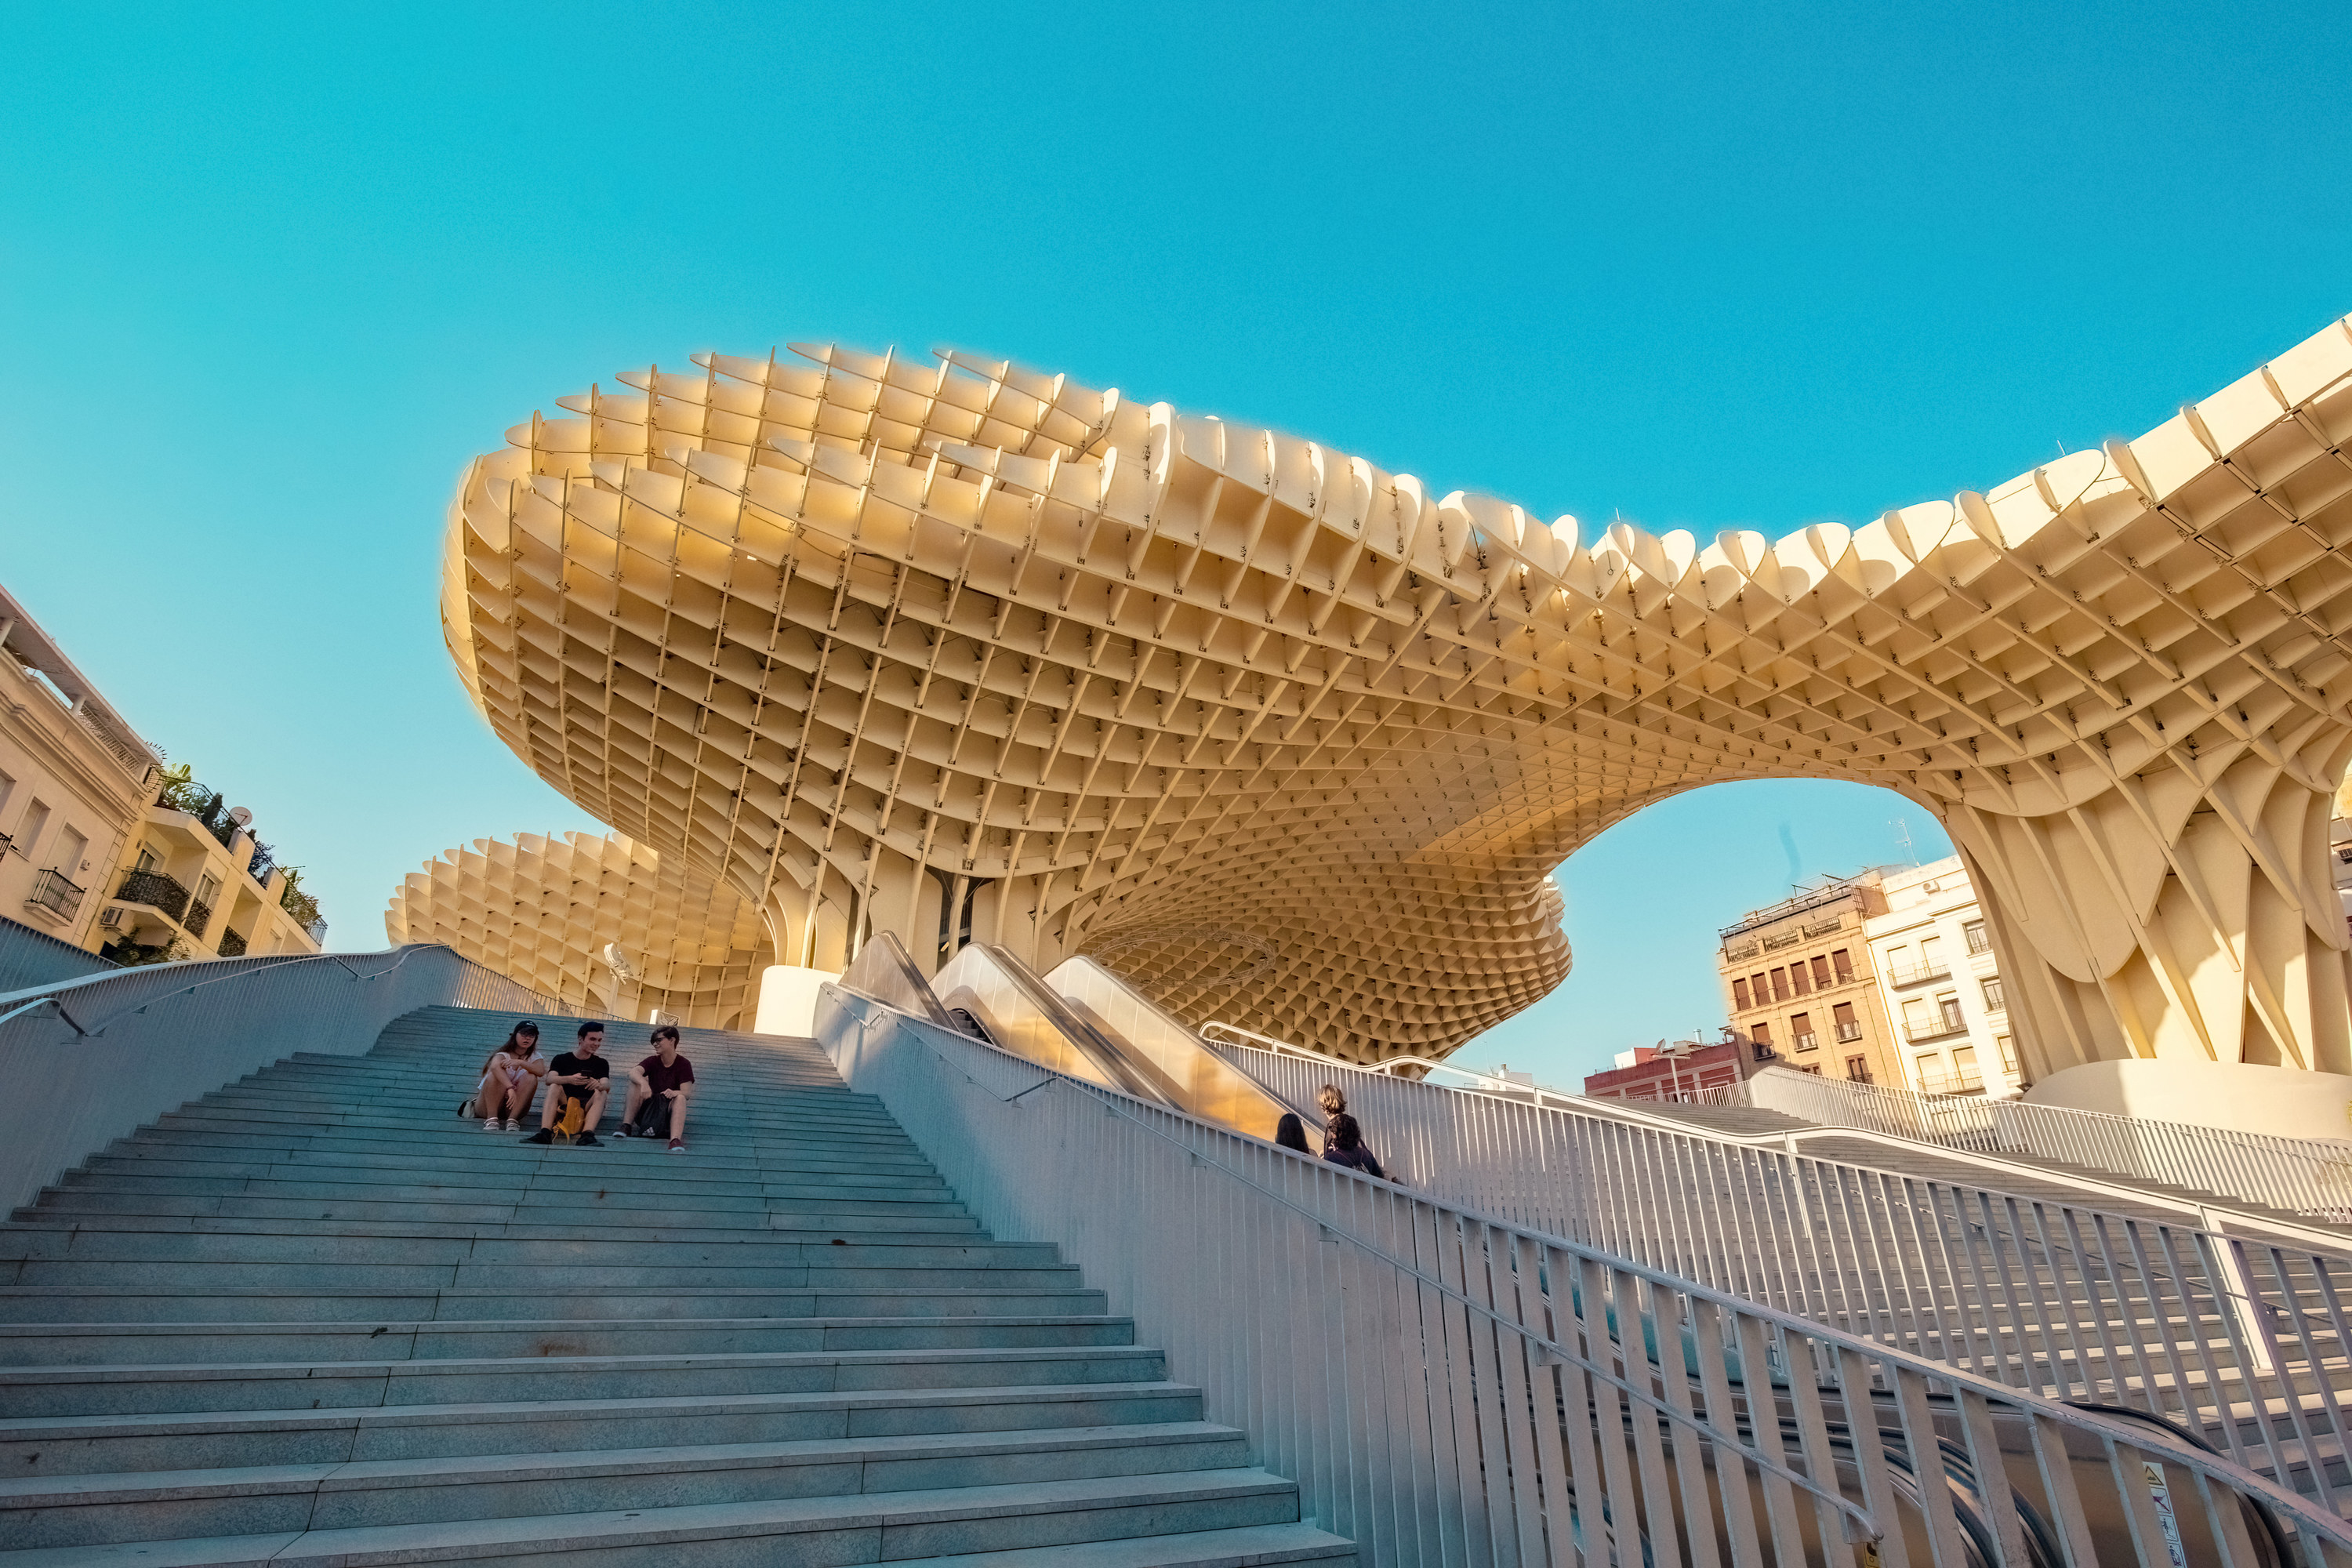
[1719,1068,2352,1221]
[0,943,586,1210]
[822,984,2352,1568]
[1214,1034,2352,1507]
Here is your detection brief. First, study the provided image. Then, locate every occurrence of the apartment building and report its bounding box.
[1861,855,2021,1098]
[2,580,325,967]
[1717,873,1901,1086]
[0,586,161,952]
[1582,1037,1769,1102]
[99,775,328,964]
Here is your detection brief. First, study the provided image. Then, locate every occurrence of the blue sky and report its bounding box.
[3,2,2346,1087]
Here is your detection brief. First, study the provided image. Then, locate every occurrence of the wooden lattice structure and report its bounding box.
[384,832,770,1029]
[441,317,2352,1073]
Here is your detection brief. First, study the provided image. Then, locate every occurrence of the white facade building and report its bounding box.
[1862,855,2024,1098]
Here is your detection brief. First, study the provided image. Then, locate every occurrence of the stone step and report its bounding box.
[0,1422,1251,1546]
[0,1228,1059,1272]
[0,1316,1135,1367]
[0,1258,1087,1295]
[46,1171,964,1209]
[0,1345,1170,1419]
[15,1192,981,1229]
[8,1201,986,1237]
[63,1152,955,1192]
[147,1112,924,1152]
[0,1466,1301,1565]
[0,1380,1207,1472]
[0,1284,1112,1324]
[0,1001,1343,1563]
[897,1523,1356,1567]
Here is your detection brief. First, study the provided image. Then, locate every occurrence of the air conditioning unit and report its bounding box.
[99,906,125,929]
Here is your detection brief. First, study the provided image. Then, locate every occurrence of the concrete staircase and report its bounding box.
[0,1004,1353,1565]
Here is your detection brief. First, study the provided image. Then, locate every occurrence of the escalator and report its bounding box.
[834,937,1308,1141]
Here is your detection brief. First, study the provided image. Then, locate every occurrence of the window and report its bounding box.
[1789,962,1811,996]
[196,873,221,906]
[1938,993,1965,1031]
[1980,977,2005,1013]
[1832,1001,1860,1042]
[53,828,86,875]
[16,799,50,858]
[1997,1035,2020,1075]
[1918,935,1944,971]
[134,844,159,873]
[1810,956,1832,989]
[1751,973,1767,1002]
[1902,996,1934,1035]
[0,769,14,820]
[1846,1056,1871,1082]
[1769,967,1789,1002]
[1800,1064,1823,1076]
[1750,1022,1772,1047]
[1732,978,1751,1011]
[1952,1046,1979,1074]
[1963,919,1991,954]
[1791,1012,1815,1050]
[1831,949,1853,982]
[1915,1051,1944,1080]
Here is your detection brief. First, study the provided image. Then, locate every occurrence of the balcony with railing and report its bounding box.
[26,869,85,923]
[1918,1070,1986,1096]
[114,868,191,924]
[216,928,249,957]
[1790,1030,1819,1051]
[1904,1014,1969,1044]
[184,898,214,941]
[1887,960,1951,987]
[1834,1019,1863,1042]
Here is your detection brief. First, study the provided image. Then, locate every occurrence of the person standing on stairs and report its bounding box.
[522,1022,610,1145]
[470,1021,546,1132]
[1315,1084,1388,1179]
[619,1023,695,1152]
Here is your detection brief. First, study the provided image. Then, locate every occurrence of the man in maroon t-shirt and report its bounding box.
[619,1025,696,1152]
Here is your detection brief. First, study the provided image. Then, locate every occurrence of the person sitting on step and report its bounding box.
[522,1022,610,1145]
[469,1020,546,1132]
[618,1023,695,1152]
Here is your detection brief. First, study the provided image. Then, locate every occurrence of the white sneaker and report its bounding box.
[503,1119,520,1132]
[482,1117,500,1132]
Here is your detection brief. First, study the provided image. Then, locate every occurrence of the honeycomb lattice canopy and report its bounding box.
[443,317,2352,1075]
[383,832,771,1029]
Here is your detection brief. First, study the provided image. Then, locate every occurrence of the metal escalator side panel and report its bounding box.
[837,930,956,1029]
[1047,955,1305,1140]
[928,944,1158,1102]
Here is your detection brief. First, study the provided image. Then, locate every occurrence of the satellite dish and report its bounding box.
[602,942,639,983]
[227,807,252,827]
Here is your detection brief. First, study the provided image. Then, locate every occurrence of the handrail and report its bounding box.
[1214,1028,2352,1506]
[1721,1066,2352,1221]
[0,943,481,1037]
[1200,1018,1590,1109]
[0,943,586,1214]
[826,986,2352,1567]
[860,1013,1875,1530]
